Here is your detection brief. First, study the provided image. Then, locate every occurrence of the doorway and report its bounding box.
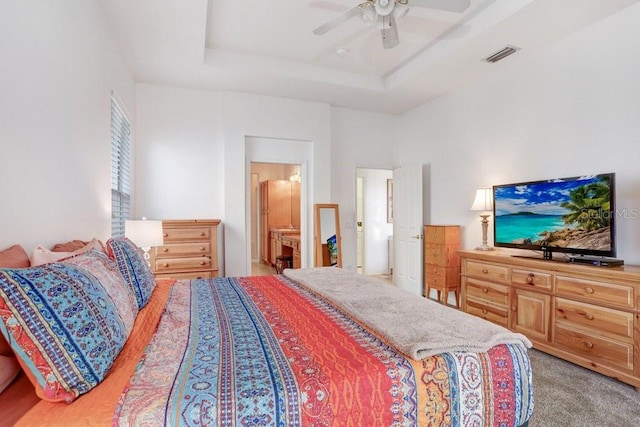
[250,162,302,275]
[355,168,393,280]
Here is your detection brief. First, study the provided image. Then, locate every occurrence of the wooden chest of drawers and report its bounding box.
[424,225,460,307]
[150,219,220,279]
[460,250,640,390]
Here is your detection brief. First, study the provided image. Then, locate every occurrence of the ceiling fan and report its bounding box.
[313,0,471,49]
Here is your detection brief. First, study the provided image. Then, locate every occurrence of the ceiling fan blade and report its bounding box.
[313,5,362,35]
[381,14,399,49]
[409,0,471,13]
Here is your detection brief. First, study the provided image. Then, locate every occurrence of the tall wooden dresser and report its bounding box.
[424,225,461,307]
[150,219,220,279]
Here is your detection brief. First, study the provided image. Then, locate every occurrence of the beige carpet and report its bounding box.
[528,348,640,426]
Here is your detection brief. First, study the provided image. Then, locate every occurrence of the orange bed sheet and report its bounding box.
[15,279,175,427]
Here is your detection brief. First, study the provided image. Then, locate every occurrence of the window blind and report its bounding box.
[111,96,131,238]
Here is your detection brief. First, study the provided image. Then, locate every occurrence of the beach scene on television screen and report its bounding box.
[494,175,612,251]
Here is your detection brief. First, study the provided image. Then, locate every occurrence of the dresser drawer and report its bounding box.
[154,271,214,280]
[425,265,460,288]
[155,242,211,258]
[466,261,509,283]
[424,226,460,244]
[512,268,551,290]
[555,276,634,308]
[465,278,509,307]
[555,298,633,339]
[459,250,640,390]
[425,243,459,266]
[162,226,212,242]
[281,237,299,251]
[154,256,212,273]
[554,324,633,371]
[466,300,508,327]
[425,264,451,278]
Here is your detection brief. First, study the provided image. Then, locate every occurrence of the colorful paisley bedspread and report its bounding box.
[114,275,533,426]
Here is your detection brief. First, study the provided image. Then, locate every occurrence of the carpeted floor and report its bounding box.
[528,348,640,426]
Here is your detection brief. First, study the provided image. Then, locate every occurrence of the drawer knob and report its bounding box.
[526,273,534,284]
[482,287,489,293]
[433,268,437,273]
[163,233,168,237]
[512,305,517,312]
[163,263,169,267]
[200,261,206,265]
[584,341,594,349]
[433,278,437,283]
[482,309,488,314]
[585,313,594,320]
[482,269,488,274]
[200,232,205,236]
[163,248,169,252]
[584,287,595,294]
[200,247,205,251]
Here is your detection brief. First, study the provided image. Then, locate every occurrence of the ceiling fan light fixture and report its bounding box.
[361,3,377,24]
[393,3,409,20]
[375,0,395,16]
[313,0,469,48]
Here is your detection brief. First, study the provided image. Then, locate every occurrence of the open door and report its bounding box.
[392,165,423,296]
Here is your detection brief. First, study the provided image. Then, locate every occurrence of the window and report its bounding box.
[111,95,131,237]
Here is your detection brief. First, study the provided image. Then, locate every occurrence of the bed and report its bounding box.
[1,240,533,426]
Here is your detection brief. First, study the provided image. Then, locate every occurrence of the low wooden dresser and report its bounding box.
[459,250,640,390]
[150,219,220,279]
[424,225,461,307]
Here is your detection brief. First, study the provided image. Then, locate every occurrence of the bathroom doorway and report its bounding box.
[250,162,301,275]
[355,168,393,279]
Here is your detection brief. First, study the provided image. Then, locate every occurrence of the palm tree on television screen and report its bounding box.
[561,179,611,232]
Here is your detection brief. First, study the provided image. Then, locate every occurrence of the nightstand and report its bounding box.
[149,219,220,279]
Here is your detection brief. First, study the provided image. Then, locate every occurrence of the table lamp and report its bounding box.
[125,217,164,266]
[470,188,494,251]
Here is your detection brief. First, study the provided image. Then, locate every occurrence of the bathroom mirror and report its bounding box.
[314,204,342,268]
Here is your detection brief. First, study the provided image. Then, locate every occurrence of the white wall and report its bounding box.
[399,3,640,263]
[222,93,331,276]
[8,2,638,274]
[135,87,332,276]
[135,84,223,220]
[0,0,135,253]
[134,92,399,276]
[331,108,399,271]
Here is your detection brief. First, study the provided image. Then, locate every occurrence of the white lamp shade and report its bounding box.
[470,188,493,212]
[125,219,164,248]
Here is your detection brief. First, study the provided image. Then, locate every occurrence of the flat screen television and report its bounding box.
[493,173,616,259]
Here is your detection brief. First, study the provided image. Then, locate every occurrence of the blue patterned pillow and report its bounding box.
[0,263,127,402]
[106,237,156,309]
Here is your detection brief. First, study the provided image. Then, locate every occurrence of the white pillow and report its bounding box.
[30,238,103,266]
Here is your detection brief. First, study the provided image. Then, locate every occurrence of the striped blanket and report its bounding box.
[115,274,533,426]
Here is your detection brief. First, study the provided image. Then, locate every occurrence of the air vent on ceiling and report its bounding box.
[483,45,520,63]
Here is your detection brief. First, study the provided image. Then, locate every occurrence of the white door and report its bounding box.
[392,165,423,296]
[356,176,365,274]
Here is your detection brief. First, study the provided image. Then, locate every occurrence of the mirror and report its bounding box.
[314,204,342,268]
